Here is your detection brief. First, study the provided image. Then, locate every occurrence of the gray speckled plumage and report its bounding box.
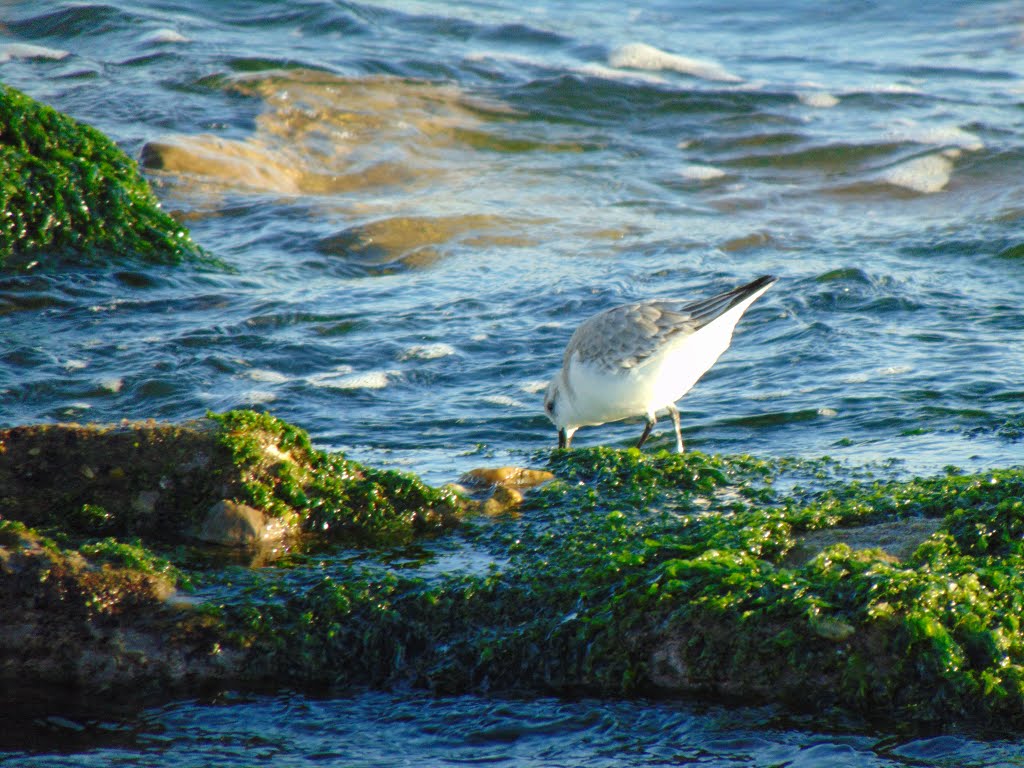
[563,275,776,372]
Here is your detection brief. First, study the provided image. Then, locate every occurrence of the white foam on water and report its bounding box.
[247,368,290,383]
[521,380,548,395]
[817,407,838,417]
[142,28,191,44]
[857,82,923,95]
[483,394,526,408]
[98,377,123,393]
[879,153,954,194]
[63,359,88,372]
[608,42,741,83]
[465,50,543,68]
[880,364,913,376]
[843,365,912,384]
[679,164,726,180]
[241,390,277,404]
[888,121,984,151]
[308,367,392,390]
[399,343,456,361]
[573,62,670,85]
[798,91,839,108]
[467,50,669,85]
[0,43,69,62]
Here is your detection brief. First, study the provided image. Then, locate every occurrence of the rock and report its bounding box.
[481,485,524,516]
[196,500,266,546]
[0,526,239,695]
[785,517,943,566]
[140,135,306,195]
[0,410,464,546]
[460,466,554,489]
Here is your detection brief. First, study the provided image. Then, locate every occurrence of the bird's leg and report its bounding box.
[667,404,684,453]
[635,416,656,449]
[558,428,573,450]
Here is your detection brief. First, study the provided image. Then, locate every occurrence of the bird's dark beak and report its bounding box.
[557,428,567,449]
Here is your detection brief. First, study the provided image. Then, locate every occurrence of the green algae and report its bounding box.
[0,83,203,267]
[210,410,465,545]
[78,537,186,587]
[220,448,1024,730]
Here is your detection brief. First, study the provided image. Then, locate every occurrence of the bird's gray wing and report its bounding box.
[564,276,776,372]
[564,301,699,371]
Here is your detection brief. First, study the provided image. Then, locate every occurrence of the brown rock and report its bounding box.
[785,517,942,567]
[196,500,266,547]
[482,485,525,517]
[460,466,554,490]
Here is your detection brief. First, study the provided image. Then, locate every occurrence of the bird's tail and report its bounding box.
[682,275,777,329]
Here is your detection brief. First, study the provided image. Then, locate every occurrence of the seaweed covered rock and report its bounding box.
[4,415,1024,731]
[0,519,231,693]
[226,448,1024,730]
[0,410,466,697]
[0,410,465,546]
[0,83,202,267]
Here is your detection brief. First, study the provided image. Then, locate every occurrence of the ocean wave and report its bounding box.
[0,42,69,62]
[307,368,393,390]
[678,164,726,181]
[878,151,956,194]
[886,121,984,151]
[798,91,839,108]
[608,42,741,83]
[399,343,456,361]
[141,28,190,44]
[246,369,290,384]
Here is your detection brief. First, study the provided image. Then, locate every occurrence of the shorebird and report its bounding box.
[543,275,776,452]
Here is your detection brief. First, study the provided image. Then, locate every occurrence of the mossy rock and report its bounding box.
[208,410,466,545]
[0,410,467,699]
[4,415,1024,731]
[0,82,202,267]
[0,519,233,693]
[0,410,466,546]
[225,448,1024,730]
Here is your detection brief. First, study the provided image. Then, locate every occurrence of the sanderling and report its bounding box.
[543,275,776,452]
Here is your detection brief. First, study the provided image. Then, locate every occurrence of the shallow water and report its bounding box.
[4,689,1024,767]
[2,0,1024,762]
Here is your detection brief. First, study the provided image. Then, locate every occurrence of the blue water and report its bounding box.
[2,0,1024,763]
[5,690,1024,767]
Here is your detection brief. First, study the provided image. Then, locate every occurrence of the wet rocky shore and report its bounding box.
[3,79,1024,735]
[2,409,1024,731]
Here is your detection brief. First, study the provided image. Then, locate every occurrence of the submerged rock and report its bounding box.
[0,84,203,268]
[460,466,555,490]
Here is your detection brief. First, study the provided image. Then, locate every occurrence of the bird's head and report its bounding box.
[543,376,576,449]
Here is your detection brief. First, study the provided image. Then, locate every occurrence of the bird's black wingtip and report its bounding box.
[749,274,778,290]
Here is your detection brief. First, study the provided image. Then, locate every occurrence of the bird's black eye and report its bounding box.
[545,400,555,413]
